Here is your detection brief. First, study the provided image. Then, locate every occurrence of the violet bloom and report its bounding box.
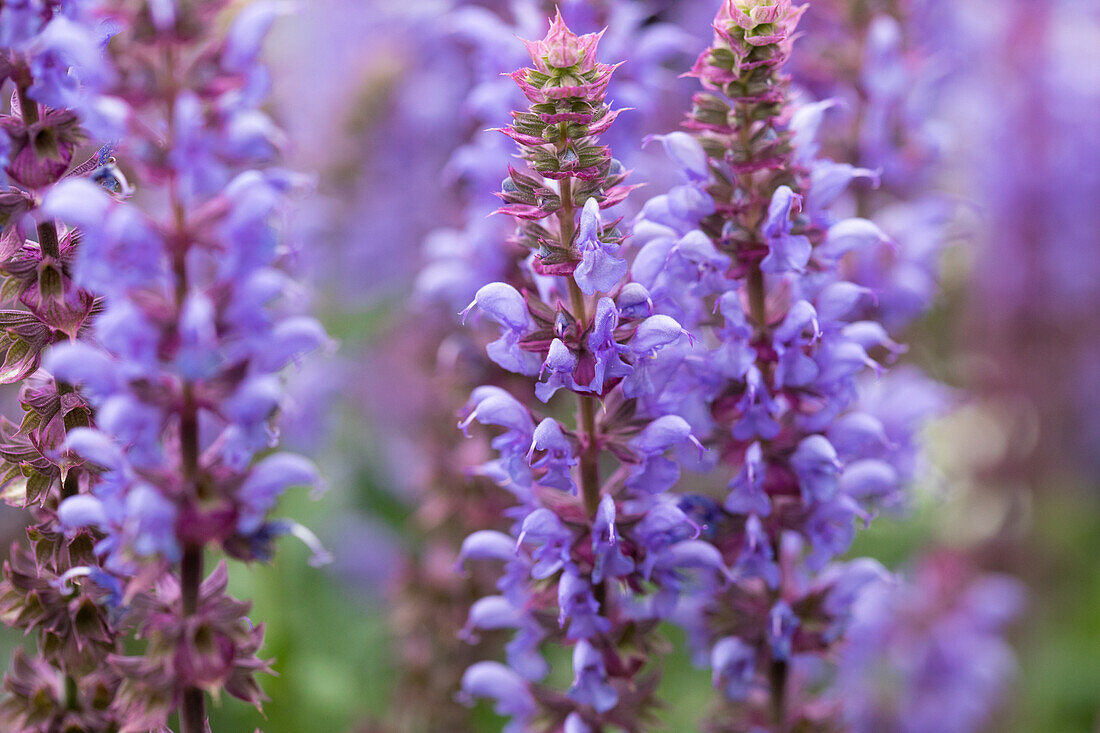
[573,197,628,295]
[389,12,711,719]
[416,0,701,314]
[457,14,725,729]
[627,0,957,727]
[29,3,328,730]
[0,5,133,728]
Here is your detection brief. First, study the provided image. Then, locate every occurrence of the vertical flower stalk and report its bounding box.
[0,3,132,729]
[391,5,698,728]
[36,1,328,730]
[632,0,921,728]
[456,13,721,731]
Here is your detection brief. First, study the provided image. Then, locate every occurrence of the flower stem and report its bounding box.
[575,385,601,517]
[176,287,206,733]
[747,265,767,332]
[735,107,769,333]
[167,43,206,722]
[178,352,206,733]
[768,658,788,732]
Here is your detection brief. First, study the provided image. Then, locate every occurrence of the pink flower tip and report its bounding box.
[521,9,605,73]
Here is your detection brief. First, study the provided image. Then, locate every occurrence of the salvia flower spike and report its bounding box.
[630,0,945,727]
[0,4,130,729]
[456,12,722,731]
[0,1,328,731]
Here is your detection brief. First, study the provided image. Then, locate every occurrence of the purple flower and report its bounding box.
[767,600,799,662]
[450,12,722,726]
[712,636,756,701]
[644,132,710,182]
[567,640,618,713]
[573,197,627,295]
[237,454,321,535]
[837,554,1024,733]
[537,338,580,402]
[791,435,842,504]
[586,296,633,393]
[627,415,702,494]
[805,498,862,571]
[726,440,770,512]
[518,508,573,580]
[3,5,331,728]
[616,1,971,724]
[735,514,780,588]
[462,282,541,376]
[528,418,578,493]
[616,283,653,319]
[592,494,635,583]
[760,186,812,274]
[557,570,611,640]
[458,662,536,730]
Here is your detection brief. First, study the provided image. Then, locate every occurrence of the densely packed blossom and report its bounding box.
[781,1,959,512]
[626,0,947,727]
[0,3,130,729]
[416,0,702,313]
[0,0,1048,730]
[0,1,327,730]
[455,13,724,730]
[384,2,707,727]
[447,1,1029,730]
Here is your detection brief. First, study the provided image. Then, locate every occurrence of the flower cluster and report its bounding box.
[0,1,327,730]
[455,13,724,730]
[627,0,936,727]
[780,0,958,520]
[415,0,699,312]
[385,2,705,728]
[0,1,1045,732]
[0,4,131,729]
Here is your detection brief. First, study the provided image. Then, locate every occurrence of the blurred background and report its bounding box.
[5,0,1100,730]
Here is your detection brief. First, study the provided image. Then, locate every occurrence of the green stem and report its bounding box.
[176,256,206,733]
[768,658,788,732]
[179,516,204,733]
[732,76,789,732]
[556,133,605,732]
[575,383,601,517]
